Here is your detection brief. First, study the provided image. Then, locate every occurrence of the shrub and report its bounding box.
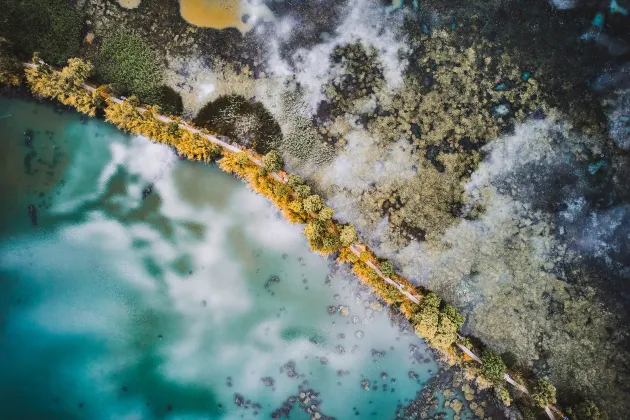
[520,406,536,420]
[530,378,556,408]
[494,386,511,407]
[480,349,507,384]
[288,174,303,187]
[421,292,442,310]
[379,260,395,277]
[193,94,282,154]
[318,206,334,221]
[566,400,608,420]
[262,150,284,173]
[158,85,183,116]
[294,184,312,198]
[303,195,323,213]
[94,32,162,104]
[340,225,358,246]
[432,314,458,350]
[441,305,464,329]
[412,306,439,339]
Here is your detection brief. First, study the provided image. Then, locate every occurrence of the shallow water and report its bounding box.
[0,98,448,419]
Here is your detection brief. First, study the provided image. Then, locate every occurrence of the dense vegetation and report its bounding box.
[0,0,84,66]
[194,94,283,154]
[93,32,164,106]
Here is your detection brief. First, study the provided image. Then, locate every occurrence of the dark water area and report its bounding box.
[0,98,475,419]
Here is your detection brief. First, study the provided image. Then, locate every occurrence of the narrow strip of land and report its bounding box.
[19,61,561,419]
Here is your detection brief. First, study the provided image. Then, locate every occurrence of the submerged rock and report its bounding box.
[28,204,37,226]
[262,377,275,387]
[24,129,34,147]
[142,184,153,198]
[361,379,370,390]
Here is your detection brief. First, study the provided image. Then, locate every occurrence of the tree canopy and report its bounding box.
[480,349,507,384]
[530,378,556,408]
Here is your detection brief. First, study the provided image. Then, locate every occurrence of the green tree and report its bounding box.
[480,349,506,384]
[236,152,250,166]
[379,260,395,277]
[520,406,536,420]
[412,306,439,339]
[294,184,311,198]
[432,314,458,350]
[566,400,608,420]
[340,225,357,246]
[441,305,464,329]
[59,58,93,88]
[262,150,284,173]
[304,220,325,249]
[288,174,303,187]
[303,195,323,213]
[321,233,341,251]
[318,206,334,221]
[530,378,556,408]
[421,292,442,310]
[494,386,511,407]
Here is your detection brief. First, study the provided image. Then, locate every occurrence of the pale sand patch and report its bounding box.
[118,0,141,9]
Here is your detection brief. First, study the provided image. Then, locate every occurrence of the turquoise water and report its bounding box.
[0,98,440,419]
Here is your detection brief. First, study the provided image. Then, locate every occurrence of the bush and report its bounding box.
[340,225,358,246]
[0,0,83,66]
[158,85,183,116]
[421,293,442,310]
[318,206,334,221]
[262,150,284,173]
[412,306,439,339]
[294,184,312,198]
[480,349,507,384]
[193,94,282,154]
[441,305,464,329]
[530,378,556,408]
[303,195,323,213]
[288,174,303,187]
[379,260,395,277]
[520,406,536,420]
[566,400,608,420]
[494,386,511,407]
[94,32,163,104]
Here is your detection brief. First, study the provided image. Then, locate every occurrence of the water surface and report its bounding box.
[0,98,448,419]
